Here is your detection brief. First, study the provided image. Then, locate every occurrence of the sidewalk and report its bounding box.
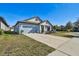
[48,50,68,56]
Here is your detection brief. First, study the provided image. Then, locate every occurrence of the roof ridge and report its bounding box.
[0,16,9,27]
[41,19,53,26]
[21,16,42,22]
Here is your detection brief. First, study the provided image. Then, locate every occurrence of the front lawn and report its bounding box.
[51,31,74,38]
[0,34,55,56]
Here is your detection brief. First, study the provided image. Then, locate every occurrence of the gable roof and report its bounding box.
[40,20,53,26]
[23,16,42,22]
[14,16,52,26]
[0,17,9,27]
[14,16,42,26]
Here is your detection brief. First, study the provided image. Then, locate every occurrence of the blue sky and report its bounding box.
[0,3,79,26]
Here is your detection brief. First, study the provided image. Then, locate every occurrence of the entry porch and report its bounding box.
[40,25,52,33]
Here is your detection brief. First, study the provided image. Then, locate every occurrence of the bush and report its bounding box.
[4,31,18,34]
[21,30,24,34]
[0,30,2,35]
[0,29,4,35]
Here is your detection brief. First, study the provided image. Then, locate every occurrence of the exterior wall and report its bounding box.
[26,18,41,24]
[44,26,48,32]
[50,26,52,31]
[11,28,14,31]
[0,21,9,31]
[0,21,1,29]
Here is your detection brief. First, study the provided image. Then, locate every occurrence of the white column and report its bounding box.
[44,25,46,33]
[40,25,41,33]
[50,26,52,31]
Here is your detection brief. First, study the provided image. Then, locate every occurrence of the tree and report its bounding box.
[73,19,79,31]
[74,19,79,26]
[53,25,61,31]
[65,21,73,32]
[60,25,65,31]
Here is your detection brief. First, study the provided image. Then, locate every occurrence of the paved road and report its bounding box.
[58,38,79,56]
[24,33,79,56]
[67,32,79,37]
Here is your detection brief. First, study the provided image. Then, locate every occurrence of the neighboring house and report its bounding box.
[10,26,14,31]
[14,16,53,34]
[0,17,9,31]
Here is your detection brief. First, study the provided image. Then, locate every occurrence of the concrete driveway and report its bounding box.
[24,33,79,56]
[24,33,70,48]
[24,33,70,56]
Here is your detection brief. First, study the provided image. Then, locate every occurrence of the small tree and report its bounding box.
[73,19,79,31]
[0,29,4,35]
[65,21,73,32]
[60,25,65,31]
[53,25,61,31]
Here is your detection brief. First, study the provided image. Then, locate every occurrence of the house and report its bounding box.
[10,26,14,31]
[14,16,53,34]
[0,17,9,31]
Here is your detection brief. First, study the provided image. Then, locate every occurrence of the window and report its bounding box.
[22,26,32,28]
[35,19,38,21]
[47,26,50,31]
[23,26,28,28]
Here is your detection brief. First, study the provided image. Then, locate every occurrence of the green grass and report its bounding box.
[0,34,55,56]
[51,31,74,38]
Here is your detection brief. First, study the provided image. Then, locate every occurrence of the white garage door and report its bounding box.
[21,25,39,34]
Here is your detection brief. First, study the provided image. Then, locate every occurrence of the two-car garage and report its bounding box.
[20,24,40,34]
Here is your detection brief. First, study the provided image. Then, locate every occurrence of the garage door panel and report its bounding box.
[20,24,40,33]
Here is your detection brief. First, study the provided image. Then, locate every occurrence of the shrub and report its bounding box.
[0,30,2,35]
[0,29,4,35]
[21,30,24,34]
[4,31,18,34]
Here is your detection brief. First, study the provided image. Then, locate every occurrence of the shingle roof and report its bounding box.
[14,16,42,26]
[0,16,9,27]
[42,20,53,26]
[23,16,42,22]
[14,16,52,26]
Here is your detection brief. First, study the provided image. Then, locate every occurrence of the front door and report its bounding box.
[41,25,44,33]
[47,26,50,31]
